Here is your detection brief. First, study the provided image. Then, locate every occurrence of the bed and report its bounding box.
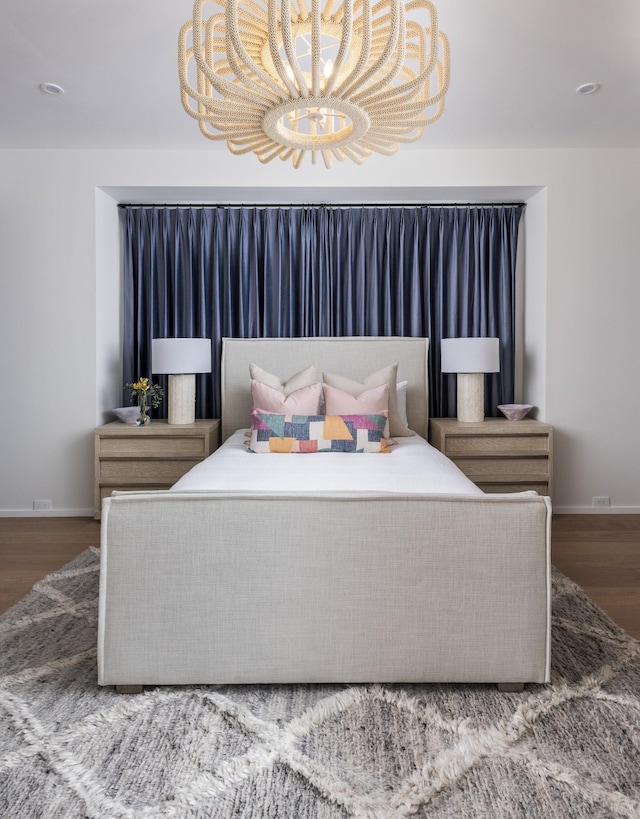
[98,337,551,691]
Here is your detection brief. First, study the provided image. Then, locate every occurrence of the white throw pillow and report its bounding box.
[249,362,318,396]
[396,380,409,428]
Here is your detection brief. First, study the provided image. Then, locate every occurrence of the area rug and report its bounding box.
[1,549,639,819]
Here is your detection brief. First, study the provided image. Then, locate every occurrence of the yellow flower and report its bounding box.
[125,377,164,409]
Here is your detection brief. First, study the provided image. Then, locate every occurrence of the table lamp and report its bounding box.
[151,338,211,425]
[441,337,500,422]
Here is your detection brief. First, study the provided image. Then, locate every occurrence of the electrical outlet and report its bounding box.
[33,499,52,511]
[593,496,610,508]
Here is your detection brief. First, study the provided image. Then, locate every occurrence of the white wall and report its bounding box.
[542,151,640,511]
[95,187,123,426]
[0,147,638,515]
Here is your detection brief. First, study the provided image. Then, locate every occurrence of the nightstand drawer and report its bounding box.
[98,436,208,458]
[444,435,550,457]
[100,459,201,483]
[454,457,550,481]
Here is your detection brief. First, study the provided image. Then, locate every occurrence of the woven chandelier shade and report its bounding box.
[179,0,450,168]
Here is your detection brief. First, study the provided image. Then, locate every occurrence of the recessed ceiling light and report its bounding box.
[576,82,600,95]
[39,82,64,95]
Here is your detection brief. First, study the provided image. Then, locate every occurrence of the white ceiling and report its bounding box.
[1,0,639,151]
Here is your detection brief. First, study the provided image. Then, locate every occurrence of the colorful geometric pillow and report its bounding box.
[248,409,391,453]
[250,379,322,415]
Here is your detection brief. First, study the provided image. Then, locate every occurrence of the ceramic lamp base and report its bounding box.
[457,373,485,422]
[168,373,196,425]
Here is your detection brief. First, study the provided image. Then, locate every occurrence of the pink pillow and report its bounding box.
[251,379,322,414]
[323,383,390,436]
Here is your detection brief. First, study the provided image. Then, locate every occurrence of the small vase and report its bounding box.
[136,397,150,426]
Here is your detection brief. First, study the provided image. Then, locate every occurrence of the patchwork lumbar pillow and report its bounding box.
[251,379,322,415]
[249,362,318,395]
[322,363,412,437]
[248,410,390,453]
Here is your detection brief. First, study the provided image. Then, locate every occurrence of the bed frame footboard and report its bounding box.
[98,490,551,688]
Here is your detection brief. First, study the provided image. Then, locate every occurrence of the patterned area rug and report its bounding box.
[1,549,639,819]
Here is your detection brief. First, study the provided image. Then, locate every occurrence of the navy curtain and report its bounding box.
[121,205,524,419]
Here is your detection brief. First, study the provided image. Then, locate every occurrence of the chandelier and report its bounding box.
[179,0,449,168]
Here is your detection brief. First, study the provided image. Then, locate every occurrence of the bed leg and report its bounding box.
[115,685,144,695]
[497,682,525,693]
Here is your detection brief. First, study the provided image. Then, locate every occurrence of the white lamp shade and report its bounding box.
[152,338,211,374]
[441,337,500,373]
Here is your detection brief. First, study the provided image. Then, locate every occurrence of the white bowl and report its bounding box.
[498,403,533,421]
[113,406,141,424]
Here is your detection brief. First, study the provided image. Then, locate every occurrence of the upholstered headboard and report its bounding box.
[221,336,429,442]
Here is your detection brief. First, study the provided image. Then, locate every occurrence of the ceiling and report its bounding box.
[1,0,639,152]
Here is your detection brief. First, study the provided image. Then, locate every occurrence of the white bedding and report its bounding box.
[171,430,483,495]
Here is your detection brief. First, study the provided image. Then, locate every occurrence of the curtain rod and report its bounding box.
[118,202,525,209]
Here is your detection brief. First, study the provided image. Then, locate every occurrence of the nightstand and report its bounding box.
[429,417,553,498]
[94,419,220,518]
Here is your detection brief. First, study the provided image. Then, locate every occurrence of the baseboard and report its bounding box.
[552,506,640,515]
[0,508,94,518]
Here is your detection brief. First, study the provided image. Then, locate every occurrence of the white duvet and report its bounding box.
[172,429,483,495]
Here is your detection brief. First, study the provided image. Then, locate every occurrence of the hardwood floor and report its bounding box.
[0,515,638,640]
[551,514,640,640]
[0,517,100,614]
